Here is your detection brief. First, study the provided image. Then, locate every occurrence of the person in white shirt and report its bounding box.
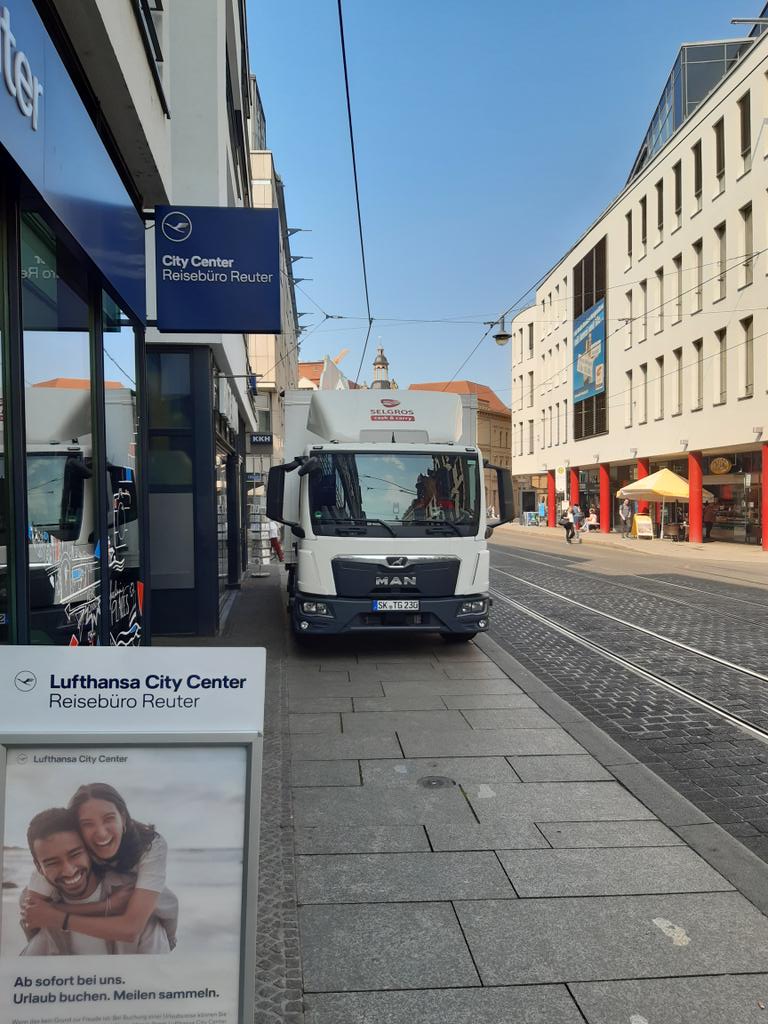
[268,518,284,562]
[23,784,177,952]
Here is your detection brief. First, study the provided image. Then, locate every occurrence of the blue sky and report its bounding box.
[248,1,751,401]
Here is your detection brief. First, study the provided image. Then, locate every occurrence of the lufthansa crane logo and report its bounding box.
[14,670,37,692]
[161,210,193,243]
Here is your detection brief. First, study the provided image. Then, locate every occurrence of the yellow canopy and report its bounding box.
[616,468,714,502]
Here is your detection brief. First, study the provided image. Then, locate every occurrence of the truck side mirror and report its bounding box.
[496,468,514,524]
[266,464,305,539]
[483,464,514,529]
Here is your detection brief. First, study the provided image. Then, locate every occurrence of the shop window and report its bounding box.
[102,292,143,645]
[20,211,98,645]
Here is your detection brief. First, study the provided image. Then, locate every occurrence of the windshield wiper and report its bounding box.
[348,517,397,537]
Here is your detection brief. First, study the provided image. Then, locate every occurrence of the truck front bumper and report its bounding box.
[292,592,490,636]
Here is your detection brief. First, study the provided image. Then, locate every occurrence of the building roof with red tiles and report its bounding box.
[408,380,511,415]
[33,378,123,390]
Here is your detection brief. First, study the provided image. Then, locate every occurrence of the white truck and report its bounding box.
[267,389,513,640]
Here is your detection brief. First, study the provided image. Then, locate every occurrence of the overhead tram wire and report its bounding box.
[336,0,374,383]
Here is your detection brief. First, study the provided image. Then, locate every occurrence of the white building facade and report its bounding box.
[511,25,768,549]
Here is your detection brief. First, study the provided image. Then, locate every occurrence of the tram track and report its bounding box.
[490,544,768,623]
[490,563,768,684]
[488,581,768,746]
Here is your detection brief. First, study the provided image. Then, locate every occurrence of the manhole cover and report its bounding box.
[418,776,456,788]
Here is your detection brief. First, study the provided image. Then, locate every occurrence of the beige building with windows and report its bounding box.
[510,22,768,548]
[409,381,512,512]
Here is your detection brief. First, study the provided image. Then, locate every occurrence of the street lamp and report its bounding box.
[493,316,511,346]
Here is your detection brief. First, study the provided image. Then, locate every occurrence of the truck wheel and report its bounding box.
[441,632,477,643]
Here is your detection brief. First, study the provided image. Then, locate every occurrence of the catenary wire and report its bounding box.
[335,0,374,384]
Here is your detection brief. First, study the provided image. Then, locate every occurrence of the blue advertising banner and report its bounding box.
[155,206,281,333]
[0,0,146,322]
[573,298,606,403]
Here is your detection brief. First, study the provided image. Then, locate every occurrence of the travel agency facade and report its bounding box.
[510,27,768,549]
[0,0,162,646]
[0,0,261,648]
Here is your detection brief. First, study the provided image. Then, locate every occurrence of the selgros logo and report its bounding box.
[371,397,415,422]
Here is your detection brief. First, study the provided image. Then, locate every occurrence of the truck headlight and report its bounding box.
[301,601,331,616]
[459,599,487,615]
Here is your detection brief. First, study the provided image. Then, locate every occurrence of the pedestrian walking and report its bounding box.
[268,519,284,562]
[619,498,632,538]
[559,507,576,543]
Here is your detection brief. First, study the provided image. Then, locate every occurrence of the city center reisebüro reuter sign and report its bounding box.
[155,205,281,334]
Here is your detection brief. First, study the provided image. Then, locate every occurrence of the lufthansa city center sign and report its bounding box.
[155,205,281,334]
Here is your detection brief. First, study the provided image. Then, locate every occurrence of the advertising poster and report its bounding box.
[0,744,248,1024]
[0,646,265,1024]
[573,297,606,403]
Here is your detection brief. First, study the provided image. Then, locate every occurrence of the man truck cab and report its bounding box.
[267,389,513,639]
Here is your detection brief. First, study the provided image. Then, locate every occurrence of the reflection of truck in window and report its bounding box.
[268,390,514,640]
[20,383,140,645]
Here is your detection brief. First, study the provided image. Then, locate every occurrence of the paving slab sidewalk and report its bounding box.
[284,624,768,1023]
[184,571,768,1023]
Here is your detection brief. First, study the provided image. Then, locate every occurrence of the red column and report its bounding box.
[636,457,650,514]
[599,463,611,533]
[688,451,703,544]
[569,467,579,507]
[547,471,556,527]
[762,442,768,552]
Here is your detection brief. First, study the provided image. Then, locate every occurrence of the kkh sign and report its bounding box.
[155,205,281,334]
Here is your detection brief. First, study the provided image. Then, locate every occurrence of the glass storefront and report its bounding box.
[21,209,100,645]
[0,173,147,644]
[704,451,763,545]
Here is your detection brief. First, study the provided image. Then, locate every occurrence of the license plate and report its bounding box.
[372,599,420,612]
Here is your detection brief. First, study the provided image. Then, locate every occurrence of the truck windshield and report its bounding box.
[308,451,480,536]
